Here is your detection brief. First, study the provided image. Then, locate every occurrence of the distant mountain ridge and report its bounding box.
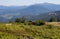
[0,3,60,22]
[28,11,60,21]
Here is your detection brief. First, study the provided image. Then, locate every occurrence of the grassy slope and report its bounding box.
[0,23,60,39]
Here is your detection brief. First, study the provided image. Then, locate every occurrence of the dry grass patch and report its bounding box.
[45,22,60,26]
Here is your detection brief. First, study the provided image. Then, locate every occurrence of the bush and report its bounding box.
[24,23,26,25]
[31,20,45,26]
[57,18,60,22]
[31,22,36,25]
[15,18,21,23]
[46,25,53,29]
[49,16,56,22]
[48,25,52,29]
[36,20,45,26]
[28,23,31,25]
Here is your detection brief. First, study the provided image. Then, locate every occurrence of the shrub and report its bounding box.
[31,20,45,26]
[17,38,20,39]
[57,18,60,22]
[28,23,31,25]
[31,22,36,25]
[47,25,53,29]
[24,23,26,25]
[15,18,21,23]
[36,20,45,25]
[49,16,56,22]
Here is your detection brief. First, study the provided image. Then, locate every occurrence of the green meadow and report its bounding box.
[0,23,59,39]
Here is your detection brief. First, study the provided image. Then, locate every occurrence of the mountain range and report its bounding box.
[0,3,60,22]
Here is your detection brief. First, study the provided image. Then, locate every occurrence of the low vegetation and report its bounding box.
[0,17,60,39]
[0,22,59,39]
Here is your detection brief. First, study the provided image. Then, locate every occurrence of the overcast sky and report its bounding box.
[0,0,60,6]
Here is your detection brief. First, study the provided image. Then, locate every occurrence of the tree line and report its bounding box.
[9,16,60,26]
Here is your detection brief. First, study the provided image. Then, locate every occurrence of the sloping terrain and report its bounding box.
[28,10,60,21]
[0,23,60,39]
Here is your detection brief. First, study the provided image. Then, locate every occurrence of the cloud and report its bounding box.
[0,0,60,6]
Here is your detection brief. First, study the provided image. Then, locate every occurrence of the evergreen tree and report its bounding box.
[49,16,56,22]
[57,18,60,22]
[15,18,21,23]
[21,16,27,23]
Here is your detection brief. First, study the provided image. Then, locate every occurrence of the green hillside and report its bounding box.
[0,23,60,39]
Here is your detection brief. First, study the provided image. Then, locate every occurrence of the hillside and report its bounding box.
[0,23,59,39]
[27,10,60,21]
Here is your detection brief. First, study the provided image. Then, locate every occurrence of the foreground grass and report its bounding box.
[0,23,60,39]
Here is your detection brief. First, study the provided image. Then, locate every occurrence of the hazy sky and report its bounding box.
[0,0,60,6]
